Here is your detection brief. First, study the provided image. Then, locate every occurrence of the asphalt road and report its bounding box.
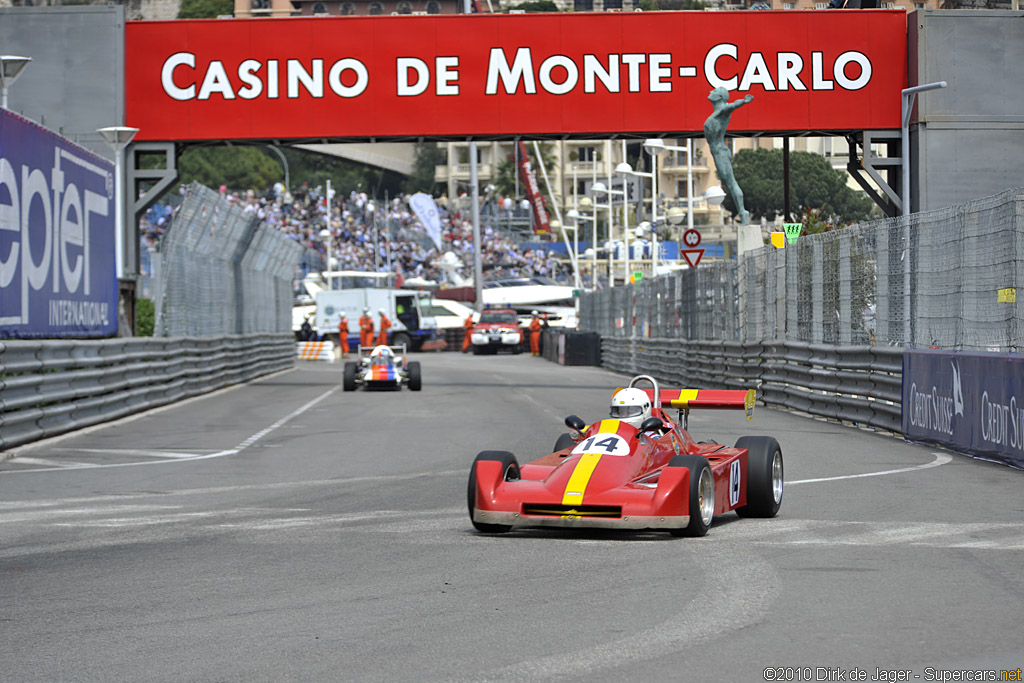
[2,353,1022,683]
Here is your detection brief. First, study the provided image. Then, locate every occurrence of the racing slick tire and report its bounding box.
[472,345,483,356]
[467,451,520,534]
[343,362,358,392]
[391,332,412,351]
[553,433,576,453]
[667,454,715,538]
[734,436,783,518]
[408,361,422,391]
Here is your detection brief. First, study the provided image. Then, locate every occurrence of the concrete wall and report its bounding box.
[0,6,124,161]
[911,10,1024,212]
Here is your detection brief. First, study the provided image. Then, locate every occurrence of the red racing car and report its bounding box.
[467,375,783,537]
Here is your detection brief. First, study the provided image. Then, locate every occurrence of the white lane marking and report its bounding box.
[717,518,1024,550]
[9,457,95,468]
[788,452,952,484]
[0,469,465,510]
[2,367,295,458]
[0,386,340,475]
[56,448,216,459]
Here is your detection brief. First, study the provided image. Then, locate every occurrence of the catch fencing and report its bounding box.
[154,183,303,337]
[599,338,902,433]
[582,188,1024,351]
[0,334,294,451]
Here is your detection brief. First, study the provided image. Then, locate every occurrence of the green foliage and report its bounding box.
[136,298,155,337]
[492,143,557,208]
[177,146,405,197]
[178,147,283,191]
[725,148,874,226]
[638,0,705,9]
[511,0,559,10]
[402,142,445,195]
[177,0,233,18]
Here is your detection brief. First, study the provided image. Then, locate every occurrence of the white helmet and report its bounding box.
[609,387,652,430]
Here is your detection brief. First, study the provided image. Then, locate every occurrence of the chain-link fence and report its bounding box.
[153,183,303,337]
[581,188,1024,351]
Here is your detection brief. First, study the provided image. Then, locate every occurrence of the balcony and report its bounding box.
[435,163,494,181]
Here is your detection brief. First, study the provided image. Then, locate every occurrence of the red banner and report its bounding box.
[517,142,550,235]
[125,11,907,142]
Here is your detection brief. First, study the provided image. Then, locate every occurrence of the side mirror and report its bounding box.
[639,417,664,434]
[564,415,586,432]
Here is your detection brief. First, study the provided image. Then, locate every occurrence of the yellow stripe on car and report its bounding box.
[562,453,602,506]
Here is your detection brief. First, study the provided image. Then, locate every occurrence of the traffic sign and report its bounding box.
[682,229,702,248]
[783,222,803,244]
[681,249,705,268]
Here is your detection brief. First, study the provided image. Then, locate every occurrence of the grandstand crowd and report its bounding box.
[141,182,576,287]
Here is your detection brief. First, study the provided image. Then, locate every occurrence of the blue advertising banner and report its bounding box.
[0,110,116,338]
[903,349,1024,469]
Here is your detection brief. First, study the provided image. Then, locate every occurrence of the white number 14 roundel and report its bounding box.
[571,434,631,456]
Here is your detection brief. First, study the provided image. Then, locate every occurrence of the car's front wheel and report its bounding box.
[467,451,519,534]
[407,361,422,391]
[667,454,714,537]
[342,362,357,392]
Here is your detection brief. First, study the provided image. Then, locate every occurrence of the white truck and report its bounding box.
[314,288,440,351]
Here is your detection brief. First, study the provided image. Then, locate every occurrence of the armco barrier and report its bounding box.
[0,334,294,451]
[599,337,903,433]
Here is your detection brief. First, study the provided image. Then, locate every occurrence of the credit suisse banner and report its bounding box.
[903,350,1024,470]
[0,110,117,338]
[125,11,907,142]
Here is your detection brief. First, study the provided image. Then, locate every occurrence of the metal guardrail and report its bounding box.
[0,334,295,451]
[601,337,903,433]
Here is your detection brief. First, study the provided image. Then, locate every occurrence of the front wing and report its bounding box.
[470,460,694,530]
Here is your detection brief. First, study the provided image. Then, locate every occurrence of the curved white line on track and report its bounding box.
[0,386,340,475]
[788,451,952,484]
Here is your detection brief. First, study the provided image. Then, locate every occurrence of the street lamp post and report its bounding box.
[367,200,378,271]
[0,55,31,109]
[592,182,627,285]
[97,126,140,281]
[901,80,946,346]
[613,162,649,279]
[319,228,333,290]
[266,145,290,193]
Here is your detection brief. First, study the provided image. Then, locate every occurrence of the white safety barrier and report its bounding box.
[295,340,336,362]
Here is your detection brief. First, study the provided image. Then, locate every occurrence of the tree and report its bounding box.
[492,142,558,208]
[402,142,445,195]
[178,146,282,191]
[511,0,559,10]
[724,148,874,226]
[177,0,232,18]
[176,145,406,197]
[638,0,705,9]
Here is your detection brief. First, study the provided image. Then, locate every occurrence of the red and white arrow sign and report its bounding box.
[681,248,705,268]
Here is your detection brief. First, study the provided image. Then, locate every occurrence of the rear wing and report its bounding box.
[619,387,756,421]
[357,344,409,357]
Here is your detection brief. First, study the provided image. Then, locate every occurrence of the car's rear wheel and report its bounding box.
[553,432,576,453]
[342,362,357,391]
[734,436,783,518]
[467,451,519,534]
[407,361,422,391]
[391,332,411,351]
[668,454,714,537]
